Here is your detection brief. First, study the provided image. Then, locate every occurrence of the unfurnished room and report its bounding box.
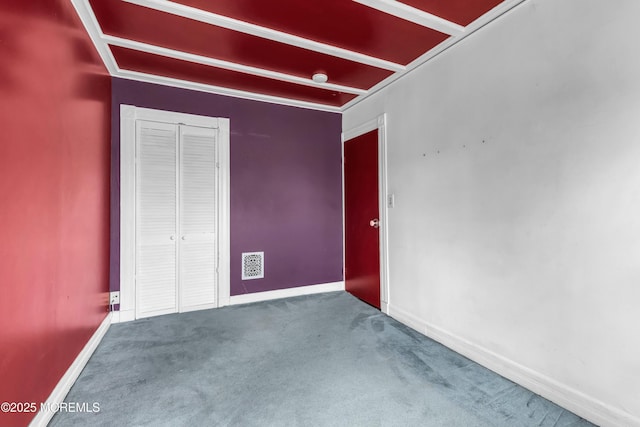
[1,0,639,426]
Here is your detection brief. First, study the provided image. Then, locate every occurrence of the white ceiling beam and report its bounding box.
[69,0,118,75]
[115,69,343,113]
[123,0,405,72]
[103,35,368,95]
[353,0,465,36]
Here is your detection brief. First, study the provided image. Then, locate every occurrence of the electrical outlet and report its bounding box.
[109,291,120,305]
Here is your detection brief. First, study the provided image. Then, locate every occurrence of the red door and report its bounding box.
[344,129,380,309]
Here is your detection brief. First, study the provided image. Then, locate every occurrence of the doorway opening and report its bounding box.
[342,114,389,312]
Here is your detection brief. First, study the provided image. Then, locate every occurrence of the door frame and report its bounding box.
[119,105,230,321]
[342,114,390,313]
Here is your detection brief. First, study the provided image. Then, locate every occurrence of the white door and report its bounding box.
[135,120,178,318]
[135,121,218,318]
[179,125,217,311]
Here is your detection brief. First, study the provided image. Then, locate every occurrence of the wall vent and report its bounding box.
[242,252,264,280]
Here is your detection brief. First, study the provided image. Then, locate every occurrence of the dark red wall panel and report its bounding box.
[110,45,356,107]
[90,0,393,89]
[105,0,449,65]
[399,0,505,26]
[0,1,111,426]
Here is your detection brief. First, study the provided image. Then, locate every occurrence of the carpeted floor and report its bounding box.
[50,291,596,426]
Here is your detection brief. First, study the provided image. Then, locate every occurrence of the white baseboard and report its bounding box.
[29,313,112,427]
[387,304,640,427]
[229,281,345,306]
[380,300,389,315]
[111,283,346,320]
[112,283,346,320]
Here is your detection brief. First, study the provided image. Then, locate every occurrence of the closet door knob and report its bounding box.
[181,236,186,240]
[170,235,175,240]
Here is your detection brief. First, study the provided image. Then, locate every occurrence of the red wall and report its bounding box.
[0,2,111,426]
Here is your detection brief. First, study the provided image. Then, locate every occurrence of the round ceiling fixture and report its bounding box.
[312,73,328,83]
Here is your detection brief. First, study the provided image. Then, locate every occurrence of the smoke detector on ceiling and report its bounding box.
[312,73,328,83]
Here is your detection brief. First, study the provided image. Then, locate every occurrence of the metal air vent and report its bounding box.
[242,252,264,280]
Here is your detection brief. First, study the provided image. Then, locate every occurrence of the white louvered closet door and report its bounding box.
[178,125,217,311]
[136,120,178,318]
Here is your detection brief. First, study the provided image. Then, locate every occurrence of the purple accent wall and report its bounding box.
[110,78,343,296]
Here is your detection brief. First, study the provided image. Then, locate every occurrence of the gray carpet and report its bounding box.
[49,292,595,426]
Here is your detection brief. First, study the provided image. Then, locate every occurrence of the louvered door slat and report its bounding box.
[179,125,217,310]
[136,121,178,318]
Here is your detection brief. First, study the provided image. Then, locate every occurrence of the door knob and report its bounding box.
[170,235,175,240]
[369,219,380,228]
[181,236,186,240]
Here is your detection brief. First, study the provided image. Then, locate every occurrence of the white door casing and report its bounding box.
[341,114,390,314]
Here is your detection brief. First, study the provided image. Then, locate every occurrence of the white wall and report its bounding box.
[344,0,640,425]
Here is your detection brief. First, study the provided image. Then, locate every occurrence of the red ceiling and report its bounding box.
[84,0,509,108]
[110,45,357,107]
[172,0,450,65]
[399,0,505,26]
[90,0,394,90]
